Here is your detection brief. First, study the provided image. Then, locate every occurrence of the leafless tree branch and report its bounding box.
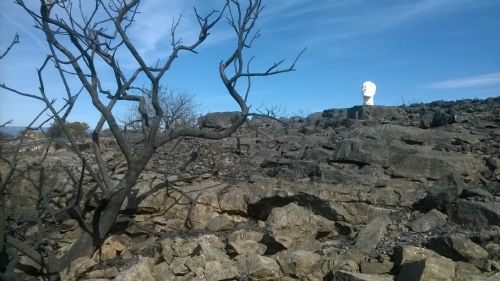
[0,33,20,59]
[2,0,304,277]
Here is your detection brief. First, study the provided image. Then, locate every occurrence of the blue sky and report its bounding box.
[1,0,500,127]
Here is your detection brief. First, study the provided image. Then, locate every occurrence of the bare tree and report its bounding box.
[124,86,200,132]
[0,33,26,281]
[159,89,200,130]
[1,0,304,278]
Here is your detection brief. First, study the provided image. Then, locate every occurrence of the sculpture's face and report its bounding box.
[362,81,376,97]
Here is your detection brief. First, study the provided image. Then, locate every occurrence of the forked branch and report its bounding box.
[0,33,19,59]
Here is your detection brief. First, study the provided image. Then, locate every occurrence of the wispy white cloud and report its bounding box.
[125,0,233,65]
[128,1,189,55]
[358,0,451,31]
[281,0,491,47]
[0,2,48,51]
[263,0,359,19]
[427,72,500,89]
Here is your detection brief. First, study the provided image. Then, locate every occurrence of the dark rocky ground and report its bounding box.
[6,97,500,280]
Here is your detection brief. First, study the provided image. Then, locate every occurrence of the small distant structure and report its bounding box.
[362,81,376,106]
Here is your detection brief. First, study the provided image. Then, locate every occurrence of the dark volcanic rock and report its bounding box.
[419,173,465,212]
[12,97,500,281]
[322,108,349,119]
[419,109,456,128]
[427,234,489,262]
[447,199,500,228]
[395,246,456,281]
[322,105,405,122]
[198,111,242,130]
[347,105,405,121]
[408,209,448,233]
[334,125,483,180]
[461,188,494,200]
[354,214,392,254]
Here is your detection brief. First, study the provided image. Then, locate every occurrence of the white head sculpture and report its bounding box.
[362,81,376,106]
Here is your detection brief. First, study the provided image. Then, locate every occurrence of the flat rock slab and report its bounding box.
[395,246,455,281]
[447,199,500,229]
[355,214,392,254]
[236,254,282,281]
[332,270,395,281]
[397,255,456,281]
[204,259,239,281]
[334,125,483,180]
[114,257,155,281]
[420,173,465,212]
[409,209,448,232]
[276,250,321,277]
[428,234,489,261]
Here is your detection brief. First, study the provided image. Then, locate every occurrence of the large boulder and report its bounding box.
[60,257,96,281]
[322,106,404,122]
[354,214,392,254]
[236,254,282,281]
[161,237,197,263]
[321,249,365,275]
[206,214,235,231]
[98,235,131,260]
[455,261,482,279]
[275,250,321,278]
[199,111,242,130]
[428,234,489,262]
[228,230,267,255]
[170,256,190,275]
[419,173,465,212]
[409,209,448,233]
[204,259,239,281]
[347,106,405,121]
[394,246,455,281]
[188,181,226,230]
[195,234,230,261]
[330,202,392,225]
[397,255,455,281]
[322,108,349,119]
[454,274,500,281]
[218,184,251,215]
[419,109,456,128]
[266,203,319,249]
[447,199,500,228]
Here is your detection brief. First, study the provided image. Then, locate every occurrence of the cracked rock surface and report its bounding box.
[6,97,500,280]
